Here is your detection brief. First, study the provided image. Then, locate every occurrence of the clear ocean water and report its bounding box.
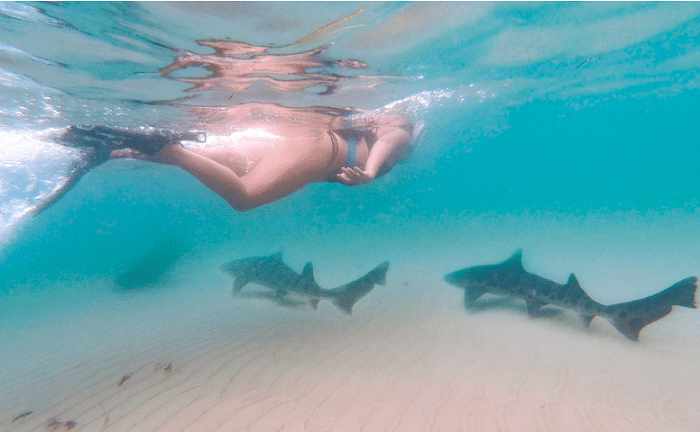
[1,2,699,431]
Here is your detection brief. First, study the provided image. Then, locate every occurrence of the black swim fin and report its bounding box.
[33,125,206,217]
[31,146,111,217]
[58,125,206,156]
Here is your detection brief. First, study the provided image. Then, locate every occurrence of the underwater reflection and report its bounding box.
[161,40,369,96]
[158,7,381,100]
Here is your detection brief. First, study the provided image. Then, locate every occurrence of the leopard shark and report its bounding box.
[220,252,389,315]
[444,249,698,341]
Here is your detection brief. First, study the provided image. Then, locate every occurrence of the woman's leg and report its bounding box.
[154,142,330,212]
[154,145,252,211]
[43,127,317,214]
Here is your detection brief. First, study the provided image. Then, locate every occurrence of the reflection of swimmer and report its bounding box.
[37,107,424,215]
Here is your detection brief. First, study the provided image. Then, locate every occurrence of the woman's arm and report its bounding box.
[336,126,410,186]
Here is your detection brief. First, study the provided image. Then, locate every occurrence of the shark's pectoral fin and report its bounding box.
[579,313,596,328]
[464,287,487,309]
[309,299,320,310]
[526,297,547,317]
[233,280,245,294]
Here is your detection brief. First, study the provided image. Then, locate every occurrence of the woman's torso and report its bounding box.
[187,122,373,181]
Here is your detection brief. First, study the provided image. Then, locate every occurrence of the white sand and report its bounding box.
[1,212,699,432]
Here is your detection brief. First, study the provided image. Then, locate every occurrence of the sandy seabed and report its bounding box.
[1,212,699,432]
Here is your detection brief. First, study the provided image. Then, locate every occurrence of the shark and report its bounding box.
[444,249,698,341]
[220,252,389,315]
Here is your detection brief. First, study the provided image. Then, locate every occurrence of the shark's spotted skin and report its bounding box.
[444,250,698,341]
[220,252,389,315]
[220,252,299,295]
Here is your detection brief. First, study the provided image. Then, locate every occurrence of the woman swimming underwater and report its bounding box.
[35,104,425,215]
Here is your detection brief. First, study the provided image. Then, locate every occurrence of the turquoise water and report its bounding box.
[1,2,700,430]
[1,2,698,285]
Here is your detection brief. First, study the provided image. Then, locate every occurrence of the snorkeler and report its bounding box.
[35,108,425,215]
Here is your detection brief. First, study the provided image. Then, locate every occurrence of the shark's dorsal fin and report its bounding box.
[565,274,598,327]
[564,273,594,301]
[271,251,284,261]
[566,273,583,288]
[504,249,525,271]
[300,262,315,282]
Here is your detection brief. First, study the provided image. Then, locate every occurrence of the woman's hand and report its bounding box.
[336,166,374,186]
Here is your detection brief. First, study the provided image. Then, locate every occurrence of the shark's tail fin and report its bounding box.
[330,262,389,315]
[604,276,697,341]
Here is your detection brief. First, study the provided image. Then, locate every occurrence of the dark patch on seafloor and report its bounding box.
[115,237,185,289]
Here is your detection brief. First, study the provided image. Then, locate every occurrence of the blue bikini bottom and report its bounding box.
[326,132,357,182]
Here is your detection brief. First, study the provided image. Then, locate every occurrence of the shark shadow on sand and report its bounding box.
[220,252,389,315]
[444,249,698,341]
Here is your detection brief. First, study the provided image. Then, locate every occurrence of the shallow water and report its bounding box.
[1,2,699,431]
